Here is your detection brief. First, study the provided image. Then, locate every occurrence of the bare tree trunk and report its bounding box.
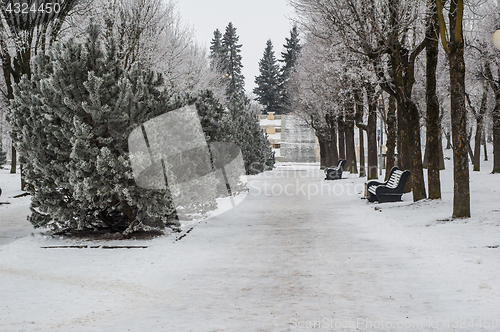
[366,84,378,180]
[395,90,412,193]
[319,138,327,169]
[423,139,445,170]
[473,116,484,172]
[493,91,500,173]
[385,95,397,180]
[337,116,346,160]
[354,89,366,177]
[483,63,500,169]
[344,103,358,174]
[10,145,17,173]
[423,144,429,168]
[483,128,488,161]
[325,141,336,168]
[466,128,474,162]
[426,3,441,199]
[439,132,445,170]
[385,45,413,193]
[328,114,339,164]
[359,128,365,177]
[407,101,427,201]
[317,126,336,169]
[447,0,470,218]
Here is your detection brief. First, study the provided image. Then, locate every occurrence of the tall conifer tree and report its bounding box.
[254,40,282,114]
[221,22,246,101]
[210,29,223,71]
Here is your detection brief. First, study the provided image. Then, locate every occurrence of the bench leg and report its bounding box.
[367,192,377,202]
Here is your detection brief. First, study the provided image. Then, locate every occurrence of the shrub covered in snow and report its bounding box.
[9,23,245,234]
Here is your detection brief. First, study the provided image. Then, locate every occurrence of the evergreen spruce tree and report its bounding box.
[221,22,246,101]
[209,29,223,72]
[279,26,301,114]
[254,40,282,114]
[9,23,232,234]
[228,95,274,174]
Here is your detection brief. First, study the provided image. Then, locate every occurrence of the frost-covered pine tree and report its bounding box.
[210,29,223,71]
[227,95,274,174]
[281,26,301,82]
[221,22,246,101]
[254,40,282,114]
[9,23,228,234]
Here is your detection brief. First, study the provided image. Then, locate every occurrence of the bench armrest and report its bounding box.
[367,180,386,187]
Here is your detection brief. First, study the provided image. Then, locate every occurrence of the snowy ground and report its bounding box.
[0,148,499,331]
[0,170,34,245]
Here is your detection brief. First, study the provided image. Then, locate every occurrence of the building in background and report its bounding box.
[259,112,391,171]
[260,112,318,163]
[260,112,284,161]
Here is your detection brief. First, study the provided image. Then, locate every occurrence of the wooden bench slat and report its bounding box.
[386,171,403,189]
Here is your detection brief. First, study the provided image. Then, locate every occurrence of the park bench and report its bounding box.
[324,159,347,180]
[366,166,410,203]
[366,166,399,197]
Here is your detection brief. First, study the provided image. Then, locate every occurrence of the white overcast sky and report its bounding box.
[176,0,296,93]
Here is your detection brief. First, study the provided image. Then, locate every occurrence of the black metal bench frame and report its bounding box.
[324,159,347,180]
[366,166,411,203]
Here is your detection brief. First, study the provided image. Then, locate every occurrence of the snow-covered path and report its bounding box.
[1,164,499,331]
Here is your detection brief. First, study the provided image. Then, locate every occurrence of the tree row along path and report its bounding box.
[1,165,498,331]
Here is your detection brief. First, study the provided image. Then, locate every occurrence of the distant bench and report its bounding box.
[367,166,410,203]
[324,159,347,180]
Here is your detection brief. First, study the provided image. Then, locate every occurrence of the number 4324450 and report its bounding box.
[4,2,61,14]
